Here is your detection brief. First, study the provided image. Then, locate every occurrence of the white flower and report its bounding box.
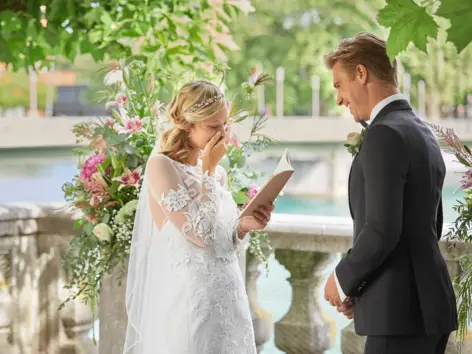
[151,100,165,118]
[228,0,255,14]
[346,132,361,146]
[93,223,114,242]
[104,69,124,86]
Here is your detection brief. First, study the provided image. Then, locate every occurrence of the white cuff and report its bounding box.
[334,270,348,303]
[233,224,249,247]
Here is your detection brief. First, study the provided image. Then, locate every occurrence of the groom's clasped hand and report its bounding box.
[336,298,354,320]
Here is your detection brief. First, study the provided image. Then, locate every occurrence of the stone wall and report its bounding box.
[0,203,94,354]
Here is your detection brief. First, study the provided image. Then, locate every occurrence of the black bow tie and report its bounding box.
[360,120,369,128]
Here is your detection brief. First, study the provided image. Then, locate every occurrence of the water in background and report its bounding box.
[0,147,464,221]
[0,148,465,353]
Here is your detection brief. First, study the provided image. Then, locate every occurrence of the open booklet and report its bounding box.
[239,149,294,219]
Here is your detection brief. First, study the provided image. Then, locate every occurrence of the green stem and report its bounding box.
[125,88,139,116]
[138,78,153,120]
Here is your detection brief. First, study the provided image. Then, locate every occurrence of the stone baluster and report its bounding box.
[59,272,96,354]
[36,209,95,354]
[0,252,13,353]
[274,249,334,354]
[99,265,128,354]
[246,248,273,352]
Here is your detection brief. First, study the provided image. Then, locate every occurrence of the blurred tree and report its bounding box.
[0,70,51,110]
[226,0,385,116]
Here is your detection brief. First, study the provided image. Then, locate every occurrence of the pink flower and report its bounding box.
[105,94,128,109]
[80,153,105,182]
[116,95,128,106]
[104,119,115,128]
[89,136,107,151]
[125,117,144,133]
[460,170,472,190]
[246,183,259,200]
[228,136,240,149]
[85,213,98,224]
[114,167,143,190]
[90,195,102,207]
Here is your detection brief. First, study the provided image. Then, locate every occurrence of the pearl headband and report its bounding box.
[186,94,224,113]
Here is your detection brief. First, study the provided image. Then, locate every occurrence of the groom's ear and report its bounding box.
[355,64,368,85]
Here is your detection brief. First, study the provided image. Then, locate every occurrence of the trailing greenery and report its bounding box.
[429,124,472,349]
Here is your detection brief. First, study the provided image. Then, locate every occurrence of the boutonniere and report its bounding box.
[345,126,368,156]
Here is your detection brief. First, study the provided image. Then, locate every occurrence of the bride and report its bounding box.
[123,80,275,354]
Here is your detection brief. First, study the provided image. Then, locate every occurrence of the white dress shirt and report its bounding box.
[334,92,405,302]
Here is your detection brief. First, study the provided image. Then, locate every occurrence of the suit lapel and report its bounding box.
[347,99,412,221]
[347,154,358,219]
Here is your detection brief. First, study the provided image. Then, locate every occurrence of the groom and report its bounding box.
[323,32,458,353]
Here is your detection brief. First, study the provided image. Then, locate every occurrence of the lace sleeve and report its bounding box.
[146,154,219,247]
[215,165,247,249]
[216,165,227,187]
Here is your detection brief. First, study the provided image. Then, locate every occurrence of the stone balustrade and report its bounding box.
[263,213,469,354]
[1,203,470,354]
[0,203,95,354]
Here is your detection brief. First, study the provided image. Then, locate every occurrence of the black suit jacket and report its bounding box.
[336,99,458,336]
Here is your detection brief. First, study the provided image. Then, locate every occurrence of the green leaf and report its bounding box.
[84,8,103,27]
[100,12,113,27]
[435,0,472,53]
[127,155,138,169]
[73,219,84,230]
[456,153,472,168]
[88,29,103,44]
[102,213,111,224]
[233,190,249,205]
[377,0,439,59]
[84,223,94,236]
[465,145,471,155]
[166,45,187,56]
[124,144,137,155]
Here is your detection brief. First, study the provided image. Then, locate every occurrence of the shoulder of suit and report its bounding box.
[365,122,407,149]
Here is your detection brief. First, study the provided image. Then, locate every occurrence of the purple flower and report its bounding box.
[460,169,472,190]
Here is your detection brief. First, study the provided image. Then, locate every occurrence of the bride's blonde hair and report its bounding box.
[159,80,226,163]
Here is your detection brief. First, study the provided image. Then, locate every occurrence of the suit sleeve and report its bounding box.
[335,125,409,297]
[436,198,443,241]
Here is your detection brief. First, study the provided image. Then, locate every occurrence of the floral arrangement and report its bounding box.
[429,124,472,346]
[60,59,273,318]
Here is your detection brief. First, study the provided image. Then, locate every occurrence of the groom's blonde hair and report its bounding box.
[324,32,398,86]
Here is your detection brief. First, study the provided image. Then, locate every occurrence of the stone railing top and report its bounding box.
[2,116,472,149]
[0,202,77,237]
[266,213,465,261]
[0,204,466,260]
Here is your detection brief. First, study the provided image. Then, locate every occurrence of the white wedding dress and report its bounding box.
[123,152,256,354]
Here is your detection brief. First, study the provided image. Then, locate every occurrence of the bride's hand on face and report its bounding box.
[202,131,227,174]
[238,203,275,236]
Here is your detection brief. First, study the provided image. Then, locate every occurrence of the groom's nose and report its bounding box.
[336,93,343,106]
